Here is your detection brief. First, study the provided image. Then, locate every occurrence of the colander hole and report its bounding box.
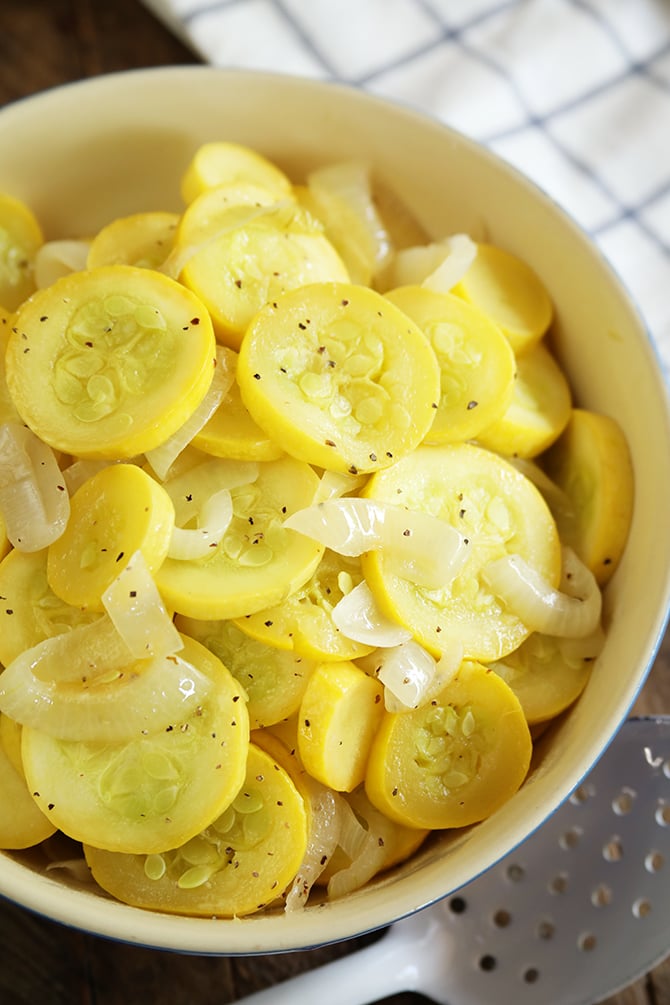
[645,850,664,873]
[612,787,636,815]
[602,837,624,862]
[570,782,595,805]
[632,898,652,919]
[655,804,670,827]
[559,826,582,850]
[548,873,568,895]
[478,955,497,972]
[493,909,511,928]
[506,863,525,883]
[523,968,540,984]
[578,932,597,952]
[591,883,613,907]
[449,896,467,914]
[536,919,555,940]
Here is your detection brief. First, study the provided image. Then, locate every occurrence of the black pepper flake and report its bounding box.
[39,315,48,322]
[402,528,411,537]
[116,551,124,562]
[348,465,358,475]
[298,322,307,330]
[341,299,350,306]
[369,452,377,462]
[467,400,478,410]
[459,508,466,518]
[432,402,438,409]
[57,484,65,492]
[191,317,200,325]
[232,695,240,702]
[129,590,137,598]
[320,854,328,865]
[280,366,287,373]
[234,279,243,288]
[5,609,12,615]
[392,787,398,796]
[253,373,261,380]
[603,557,612,566]
[264,619,273,627]
[281,506,287,513]
[304,718,311,727]
[386,451,393,458]
[48,803,55,811]
[325,439,336,447]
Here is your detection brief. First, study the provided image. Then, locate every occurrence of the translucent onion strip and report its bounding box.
[0,421,70,551]
[372,638,463,712]
[306,160,393,279]
[422,233,477,293]
[388,233,476,291]
[482,546,602,638]
[327,798,389,901]
[285,780,342,912]
[34,239,90,289]
[284,497,468,590]
[101,550,184,658]
[167,489,233,560]
[331,581,412,648]
[145,347,234,480]
[0,647,210,742]
[163,458,258,527]
[312,469,369,504]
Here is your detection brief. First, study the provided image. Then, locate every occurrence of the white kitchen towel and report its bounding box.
[143,0,670,379]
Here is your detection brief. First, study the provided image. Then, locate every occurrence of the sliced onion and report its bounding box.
[0,645,210,741]
[11,615,132,686]
[145,347,234,480]
[422,233,477,293]
[326,798,389,900]
[0,422,70,551]
[285,779,342,912]
[63,458,113,495]
[101,550,184,658]
[374,638,463,712]
[312,469,369,504]
[163,458,258,527]
[482,546,602,638]
[508,457,575,527]
[167,489,233,560]
[388,233,476,290]
[307,161,392,279]
[284,498,468,590]
[34,239,90,288]
[331,581,412,648]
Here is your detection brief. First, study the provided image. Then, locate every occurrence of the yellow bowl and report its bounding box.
[0,66,669,954]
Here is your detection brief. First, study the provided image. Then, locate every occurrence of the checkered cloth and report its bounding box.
[143,0,670,380]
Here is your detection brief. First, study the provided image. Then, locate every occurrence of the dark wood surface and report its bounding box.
[0,2,668,1002]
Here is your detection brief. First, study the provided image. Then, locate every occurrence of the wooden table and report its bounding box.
[0,2,668,1002]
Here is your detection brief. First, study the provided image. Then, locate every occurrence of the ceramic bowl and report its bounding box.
[0,66,669,954]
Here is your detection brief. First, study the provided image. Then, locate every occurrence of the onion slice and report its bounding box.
[371,638,463,712]
[285,780,342,912]
[331,581,412,648]
[145,347,234,480]
[34,239,90,288]
[284,498,468,590]
[482,546,602,638]
[422,233,477,293]
[167,489,233,560]
[0,644,209,742]
[0,422,70,551]
[326,798,390,900]
[102,550,184,658]
[163,458,258,527]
